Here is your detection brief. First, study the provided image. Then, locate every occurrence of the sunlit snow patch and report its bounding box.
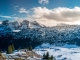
[12,30,21,32]
[34,43,80,60]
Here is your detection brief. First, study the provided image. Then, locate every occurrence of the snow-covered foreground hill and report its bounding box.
[34,43,80,60]
[2,43,80,60]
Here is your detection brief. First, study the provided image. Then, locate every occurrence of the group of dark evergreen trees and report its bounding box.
[6,45,55,60]
[43,52,55,60]
[7,45,33,54]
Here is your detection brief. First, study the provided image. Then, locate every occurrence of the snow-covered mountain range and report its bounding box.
[0,20,80,50]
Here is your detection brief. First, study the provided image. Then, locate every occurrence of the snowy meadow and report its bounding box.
[34,43,80,60]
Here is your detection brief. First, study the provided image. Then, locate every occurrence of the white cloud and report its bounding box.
[19,8,29,13]
[0,15,12,18]
[38,0,49,5]
[0,15,18,19]
[27,7,80,26]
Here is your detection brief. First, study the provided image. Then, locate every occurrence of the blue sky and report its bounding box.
[0,0,80,20]
[1,0,80,26]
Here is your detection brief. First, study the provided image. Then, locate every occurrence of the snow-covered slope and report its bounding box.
[1,20,80,50]
[1,20,80,60]
[34,43,80,60]
[29,21,42,28]
[8,20,42,29]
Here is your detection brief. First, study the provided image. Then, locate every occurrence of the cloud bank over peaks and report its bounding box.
[27,7,80,26]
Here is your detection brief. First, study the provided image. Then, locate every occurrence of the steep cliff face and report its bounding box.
[0,20,80,50]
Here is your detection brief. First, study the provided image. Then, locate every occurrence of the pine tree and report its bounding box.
[42,52,55,60]
[7,45,13,54]
[51,55,54,59]
[0,53,2,57]
[29,46,32,51]
[43,53,46,59]
[43,52,49,59]
[12,44,15,51]
[46,52,49,59]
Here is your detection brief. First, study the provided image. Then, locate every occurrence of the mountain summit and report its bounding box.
[0,20,80,50]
